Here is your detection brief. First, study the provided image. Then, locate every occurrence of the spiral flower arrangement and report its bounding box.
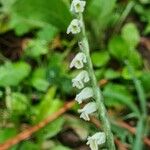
[67,0,116,150]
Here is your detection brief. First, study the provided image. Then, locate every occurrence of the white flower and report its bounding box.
[75,87,94,104]
[87,132,106,150]
[70,0,86,13]
[67,19,82,34]
[78,102,97,121]
[70,52,87,69]
[72,70,90,89]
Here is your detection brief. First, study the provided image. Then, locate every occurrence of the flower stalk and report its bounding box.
[79,13,116,150]
[67,0,115,149]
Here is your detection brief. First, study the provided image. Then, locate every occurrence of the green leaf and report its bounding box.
[140,72,150,92]
[9,14,35,35]
[51,145,71,150]
[122,67,142,80]
[31,78,49,92]
[91,51,110,67]
[12,0,71,31]
[36,24,58,41]
[128,50,142,69]
[0,62,31,87]
[144,23,150,34]
[95,69,105,79]
[0,91,3,98]
[24,39,48,58]
[103,83,139,115]
[108,36,129,61]
[19,141,38,150]
[133,118,144,150]
[122,23,140,48]
[35,87,63,122]
[87,0,116,28]
[6,92,28,114]
[0,128,17,143]
[31,68,49,92]
[104,69,120,79]
[42,117,64,139]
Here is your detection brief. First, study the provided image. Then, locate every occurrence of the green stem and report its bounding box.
[114,1,134,33]
[126,61,147,117]
[79,14,116,150]
[126,61,147,150]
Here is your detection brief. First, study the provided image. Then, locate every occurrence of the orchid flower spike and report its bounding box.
[67,19,82,34]
[72,70,90,89]
[70,0,86,13]
[87,132,106,150]
[78,102,97,121]
[70,52,87,69]
[75,87,94,104]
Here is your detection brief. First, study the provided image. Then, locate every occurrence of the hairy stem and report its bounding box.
[79,13,116,150]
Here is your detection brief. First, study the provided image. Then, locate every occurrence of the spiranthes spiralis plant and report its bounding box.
[67,0,116,150]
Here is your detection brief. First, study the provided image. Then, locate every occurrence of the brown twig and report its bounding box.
[99,79,108,87]
[116,120,136,134]
[0,101,75,150]
[115,138,129,150]
[116,120,150,147]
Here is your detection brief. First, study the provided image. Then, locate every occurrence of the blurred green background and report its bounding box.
[0,0,150,149]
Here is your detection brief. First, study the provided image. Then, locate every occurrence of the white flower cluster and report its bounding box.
[67,1,106,150]
[87,132,106,150]
[67,0,86,35]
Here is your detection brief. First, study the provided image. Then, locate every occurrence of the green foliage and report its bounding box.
[18,141,39,150]
[51,145,71,150]
[0,0,149,149]
[140,72,150,92]
[35,87,63,122]
[6,92,28,114]
[24,39,48,58]
[134,3,150,34]
[0,128,17,143]
[103,83,139,115]
[36,25,58,41]
[122,67,142,80]
[87,0,116,29]
[108,36,129,60]
[104,69,120,80]
[41,117,64,139]
[91,51,110,67]
[11,0,71,33]
[31,68,49,92]
[0,62,31,87]
[109,22,142,69]
[122,23,140,48]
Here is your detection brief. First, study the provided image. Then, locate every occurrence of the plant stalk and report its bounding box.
[79,13,116,150]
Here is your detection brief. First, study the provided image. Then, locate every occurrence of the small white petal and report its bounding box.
[70,52,87,69]
[75,87,93,104]
[87,132,106,150]
[70,0,86,13]
[67,19,82,34]
[72,70,90,89]
[78,102,97,121]
[80,112,90,121]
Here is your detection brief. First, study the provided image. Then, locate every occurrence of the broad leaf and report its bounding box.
[122,23,140,48]
[108,36,129,61]
[12,0,71,31]
[6,92,28,114]
[103,83,140,115]
[0,62,31,87]
[91,51,110,67]
[0,128,17,143]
